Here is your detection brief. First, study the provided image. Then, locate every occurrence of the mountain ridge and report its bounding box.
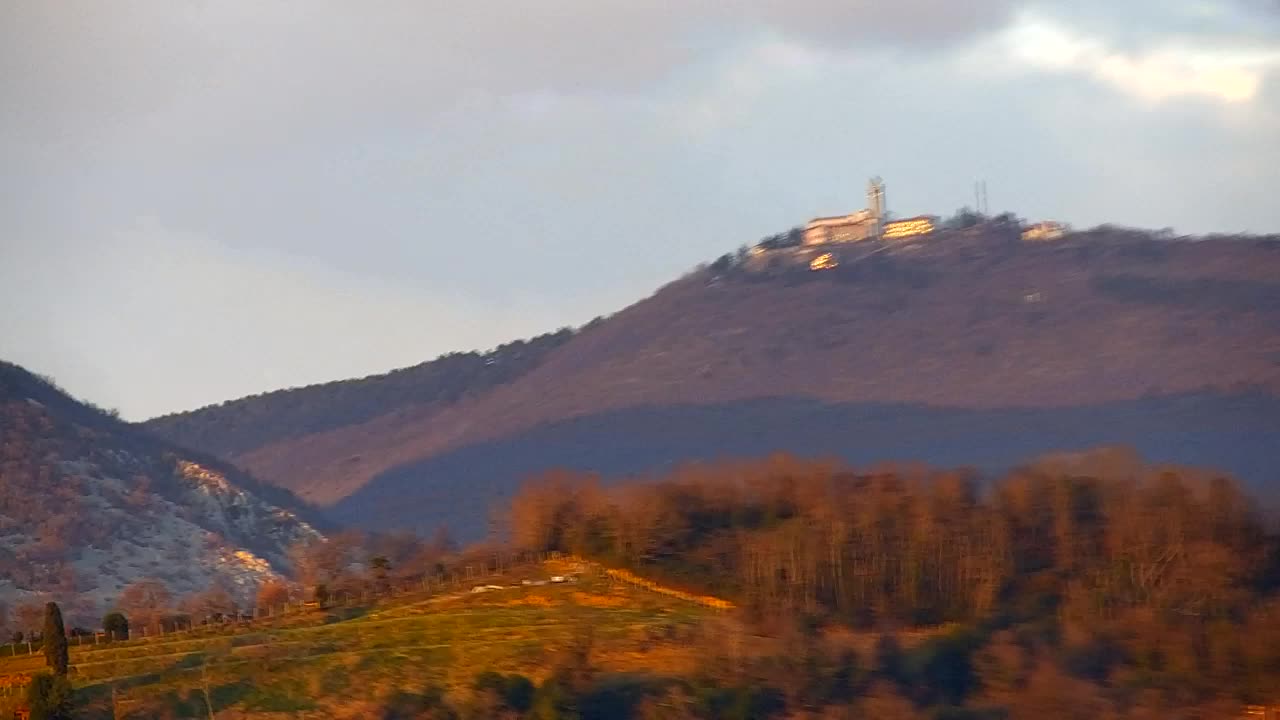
[143,328,575,458]
[140,229,1280,530]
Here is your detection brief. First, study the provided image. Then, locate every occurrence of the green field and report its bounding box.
[0,566,715,719]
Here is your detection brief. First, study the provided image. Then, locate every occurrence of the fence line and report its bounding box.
[560,554,734,610]
[0,549,730,672]
[0,551,561,661]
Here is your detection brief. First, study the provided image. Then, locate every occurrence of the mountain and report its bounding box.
[142,228,1280,537]
[0,361,325,623]
[327,393,1280,539]
[143,329,575,461]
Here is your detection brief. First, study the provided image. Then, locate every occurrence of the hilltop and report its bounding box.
[0,361,325,624]
[142,228,1280,536]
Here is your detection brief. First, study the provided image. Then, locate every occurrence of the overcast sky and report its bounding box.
[2,1,1278,420]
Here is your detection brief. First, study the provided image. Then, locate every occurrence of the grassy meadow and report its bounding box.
[0,562,716,719]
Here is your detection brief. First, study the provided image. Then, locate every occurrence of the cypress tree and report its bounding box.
[42,602,69,676]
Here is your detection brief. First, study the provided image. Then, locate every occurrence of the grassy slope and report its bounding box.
[0,564,713,719]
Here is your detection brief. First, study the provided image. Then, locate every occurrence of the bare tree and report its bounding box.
[183,582,237,623]
[255,579,294,611]
[14,601,44,638]
[116,578,173,634]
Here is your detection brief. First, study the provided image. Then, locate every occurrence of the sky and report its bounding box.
[2,0,1278,420]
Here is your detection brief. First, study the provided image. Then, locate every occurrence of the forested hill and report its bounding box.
[0,361,323,621]
[142,329,574,458]
[498,451,1280,712]
[144,230,1280,530]
[508,449,1280,629]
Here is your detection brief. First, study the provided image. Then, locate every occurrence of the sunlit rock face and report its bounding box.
[0,362,324,626]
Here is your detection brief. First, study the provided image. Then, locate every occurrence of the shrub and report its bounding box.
[475,671,534,714]
[531,676,579,720]
[102,612,129,641]
[27,673,74,720]
[381,685,456,720]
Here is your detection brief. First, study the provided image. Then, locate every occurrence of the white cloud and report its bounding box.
[1000,13,1280,104]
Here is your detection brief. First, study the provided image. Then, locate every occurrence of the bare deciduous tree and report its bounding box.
[115,578,172,634]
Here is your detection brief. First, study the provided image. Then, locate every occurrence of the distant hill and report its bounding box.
[0,361,325,622]
[328,393,1280,538]
[144,329,574,459]
[142,229,1280,535]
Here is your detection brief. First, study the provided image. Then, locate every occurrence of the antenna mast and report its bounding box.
[974,179,990,215]
[868,176,886,238]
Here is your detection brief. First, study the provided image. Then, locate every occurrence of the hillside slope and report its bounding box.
[0,562,717,719]
[0,361,323,622]
[143,329,574,459]
[145,230,1280,530]
[328,394,1280,538]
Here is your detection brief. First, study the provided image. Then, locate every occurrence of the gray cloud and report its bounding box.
[1024,0,1279,51]
[1,1,1019,142]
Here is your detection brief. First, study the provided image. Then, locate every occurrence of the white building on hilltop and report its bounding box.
[802,177,887,245]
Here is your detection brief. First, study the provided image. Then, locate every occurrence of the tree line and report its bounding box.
[505,452,1280,710]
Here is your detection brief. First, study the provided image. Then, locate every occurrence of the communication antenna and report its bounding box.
[868,176,886,237]
[974,180,990,215]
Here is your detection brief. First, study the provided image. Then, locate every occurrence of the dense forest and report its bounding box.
[499,452,1280,715]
